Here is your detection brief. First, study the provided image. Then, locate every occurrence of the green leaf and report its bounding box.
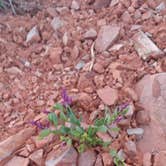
[70,129,82,138]
[104,112,111,125]
[48,112,58,126]
[102,141,111,147]
[60,111,67,121]
[97,125,108,132]
[110,127,120,132]
[110,149,117,157]
[39,129,51,139]
[87,126,98,137]
[78,143,86,153]
[95,118,105,126]
[53,103,64,110]
[67,107,80,126]
[59,125,70,135]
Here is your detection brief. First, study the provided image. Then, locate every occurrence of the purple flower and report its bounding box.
[30,120,49,129]
[114,116,123,124]
[117,103,129,112]
[43,110,51,114]
[61,88,72,106]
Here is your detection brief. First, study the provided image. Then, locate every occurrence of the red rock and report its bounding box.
[154,151,166,166]
[93,0,111,9]
[142,11,153,20]
[102,153,113,166]
[71,0,80,10]
[49,47,63,64]
[78,149,96,166]
[29,149,43,166]
[95,155,103,166]
[120,0,131,8]
[97,86,118,105]
[97,132,112,142]
[121,11,133,23]
[83,28,97,40]
[94,75,105,88]
[123,87,138,101]
[136,111,150,125]
[125,140,137,156]
[4,156,29,166]
[95,25,120,52]
[135,73,166,153]
[0,128,35,164]
[93,63,105,74]
[143,152,151,166]
[45,146,78,166]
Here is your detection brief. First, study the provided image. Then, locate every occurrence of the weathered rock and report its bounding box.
[97,132,112,142]
[45,146,78,166]
[5,66,22,75]
[93,63,105,74]
[154,151,166,166]
[49,47,63,64]
[132,31,163,60]
[136,111,150,125]
[83,28,97,40]
[0,128,35,164]
[29,149,43,166]
[93,0,111,9]
[71,0,80,10]
[125,103,135,118]
[78,150,96,166]
[95,155,103,166]
[4,156,29,166]
[110,0,119,7]
[127,128,144,136]
[26,26,40,43]
[97,86,118,105]
[143,152,151,166]
[125,141,137,155]
[135,73,166,153]
[95,25,120,52]
[102,152,113,166]
[51,17,64,31]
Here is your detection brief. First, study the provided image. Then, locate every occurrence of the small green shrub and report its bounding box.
[30,89,128,165]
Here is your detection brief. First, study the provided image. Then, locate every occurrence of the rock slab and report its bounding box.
[133,31,163,60]
[95,25,120,52]
[135,73,166,153]
[0,128,35,164]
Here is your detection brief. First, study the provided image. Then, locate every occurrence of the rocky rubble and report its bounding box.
[0,0,166,165]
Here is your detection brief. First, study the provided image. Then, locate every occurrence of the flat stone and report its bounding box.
[97,86,118,105]
[83,28,97,40]
[136,110,150,125]
[51,17,64,31]
[45,146,78,166]
[132,31,163,60]
[5,66,22,75]
[29,149,43,166]
[135,73,166,153]
[127,128,144,136]
[0,128,35,164]
[93,0,111,9]
[26,26,40,43]
[102,153,113,166]
[4,156,29,166]
[95,25,120,52]
[78,150,96,166]
[110,0,119,7]
[156,2,166,12]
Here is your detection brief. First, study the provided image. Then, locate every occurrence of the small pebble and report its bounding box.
[127,128,144,136]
